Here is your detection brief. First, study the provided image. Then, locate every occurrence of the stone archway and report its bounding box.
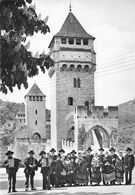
[84,125,110,149]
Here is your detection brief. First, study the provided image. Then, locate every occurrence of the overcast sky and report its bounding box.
[1,0,135,108]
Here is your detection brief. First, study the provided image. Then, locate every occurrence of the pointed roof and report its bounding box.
[25,83,45,97]
[55,12,95,39]
[49,11,95,48]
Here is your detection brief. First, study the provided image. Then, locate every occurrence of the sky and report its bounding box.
[1,0,135,109]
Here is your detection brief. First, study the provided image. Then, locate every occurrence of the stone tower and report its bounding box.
[48,10,96,150]
[25,83,46,141]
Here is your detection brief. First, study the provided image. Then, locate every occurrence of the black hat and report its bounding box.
[71,150,76,154]
[28,150,34,154]
[39,151,46,155]
[59,149,65,153]
[87,147,92,151]
[109,147,116,152]
[126,147,132,151]
[99,148,104,151]
[50,148,56,153]
[5,150,14,156]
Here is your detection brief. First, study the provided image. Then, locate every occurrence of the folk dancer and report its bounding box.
[59,149,66,186]
[38,151,51,190]
[115,151,124,185]
[109,147,117,185]
[102,151,115,185]
[3,150,20,193]
[91,152,101,186]
[24,150,38,191]
[67,157,77,186]
[124,147,134,185]
[53,154,66,187]
[98,148,105,185]
[76,151,88,186]
[49,148,57,187]
[85,147,93,185]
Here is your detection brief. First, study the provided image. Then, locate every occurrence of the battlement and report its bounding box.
[75,105,118,119]
[62,139,75,153]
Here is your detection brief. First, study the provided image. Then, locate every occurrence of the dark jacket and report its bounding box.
[24,157,38,175]
[3,158,21,174]
[124,154,134,170]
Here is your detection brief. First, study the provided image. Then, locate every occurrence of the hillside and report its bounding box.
[118,99,135,152]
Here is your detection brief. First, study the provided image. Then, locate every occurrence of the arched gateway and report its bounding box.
[84,125,110,150]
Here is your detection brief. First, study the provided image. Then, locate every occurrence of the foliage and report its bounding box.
[0,0,54,94]
[1,132,14,146]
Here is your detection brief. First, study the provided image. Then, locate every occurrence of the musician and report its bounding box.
[3,150,20,193]
[124,147,134,185]
[24,150,38,191]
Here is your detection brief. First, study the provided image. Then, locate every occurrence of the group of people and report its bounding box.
[3,146,134,193]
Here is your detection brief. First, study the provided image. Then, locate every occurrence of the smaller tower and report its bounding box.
[25,83,46,141]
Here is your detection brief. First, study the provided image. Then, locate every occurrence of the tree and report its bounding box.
[0,0,54,94]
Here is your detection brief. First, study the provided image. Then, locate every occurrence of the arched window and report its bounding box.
[77,65,82,71]
[73,78,77,87]
[69,64,74,71]
[84,65,89,72]
[68,97,73,105]
[78,78,81,88]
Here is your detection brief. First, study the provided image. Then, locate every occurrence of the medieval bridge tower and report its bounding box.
[48,10,97,150]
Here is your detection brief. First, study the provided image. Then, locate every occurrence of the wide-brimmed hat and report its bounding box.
[39,151,46,155]
[71,150,76,154]
[50,148,56,153]
[99,148,104,151]
[126,147,132,151]
[5,150,14,156]
[87,147,92,151]
[59,149,65,153]
[109,147,116,152]
[28,150,34,154]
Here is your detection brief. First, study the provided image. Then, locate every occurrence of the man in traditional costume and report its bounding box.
[38,151,51,190]
[3,150,21,193]
[124,147,134,185]
[49,148,57,187]
[85,147,93,185]
[24,150,38,191]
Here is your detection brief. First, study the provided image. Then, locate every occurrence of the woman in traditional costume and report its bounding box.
[115,151,124,185]
[75,151,88,186]
[102,151,115,185]
[91,152,101,185]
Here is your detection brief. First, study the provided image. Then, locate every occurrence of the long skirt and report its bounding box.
[91,167,101,183]
[76,169,88,185]
[102,166,115,182]
[115,169,124,183]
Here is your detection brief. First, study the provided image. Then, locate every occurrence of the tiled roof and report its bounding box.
[55,12,95,39]
[25,83,45,97]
